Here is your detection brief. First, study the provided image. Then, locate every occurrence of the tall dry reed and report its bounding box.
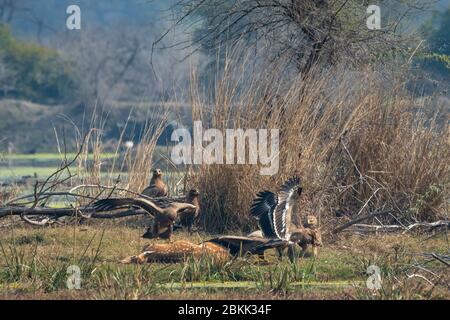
[186,60,449,233]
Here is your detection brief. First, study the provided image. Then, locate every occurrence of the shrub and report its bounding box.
[0,24,78,104]
[187,61,449,232]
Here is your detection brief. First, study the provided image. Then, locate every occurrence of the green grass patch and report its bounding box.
[0,227,447,299]
[2,153,117,161]
[0,166,125,180]
[0,166,62,178]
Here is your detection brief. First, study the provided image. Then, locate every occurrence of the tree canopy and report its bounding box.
[159,0,436,75]
[421,5,450,77]
[0,24,77,103]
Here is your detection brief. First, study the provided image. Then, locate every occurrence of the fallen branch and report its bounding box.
[0,206,148,221]
[347,220,449,234]
[69,184,144,198]
[406,273,435,286]
[422,253,450,267]
[332,210,392,234]
[20,213,58,226]
[0,186,187,226]
[69,184,186,203]
[6,192,96,206]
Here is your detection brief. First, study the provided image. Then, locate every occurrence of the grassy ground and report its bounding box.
[0,223,448,300]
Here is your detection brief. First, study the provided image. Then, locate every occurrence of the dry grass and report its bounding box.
[34,106,170,206]
[186,61,449,232]
[80,112,167,192]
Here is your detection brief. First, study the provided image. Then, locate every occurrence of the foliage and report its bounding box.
[419,6,450,77]
[164,0,433,77]
[0,24,78,103]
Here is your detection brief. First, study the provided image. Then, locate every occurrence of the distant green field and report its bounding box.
[1,153,117,161]
[0,166,60,178]
[0,166,125,180]
[0,151,172,180]
[0,153,120,179]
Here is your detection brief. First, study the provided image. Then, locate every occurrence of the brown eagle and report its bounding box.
[141,169,168,197]
[93,197,195,241]
[249,176,322,261]
[177,188,201,232]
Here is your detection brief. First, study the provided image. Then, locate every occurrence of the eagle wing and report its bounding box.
[92,198,135,211]
[92,197,160,216]
[250,176,301,240]
[207,236,268,256]
[250,190,278,238]
[272,176,301,240]
[253,239,289,252]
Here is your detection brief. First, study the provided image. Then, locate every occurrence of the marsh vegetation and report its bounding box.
[0,0,449,300]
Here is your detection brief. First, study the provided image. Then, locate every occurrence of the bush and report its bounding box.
[419,6,450,78]
[187,61,449,233]
[0,24,78,104]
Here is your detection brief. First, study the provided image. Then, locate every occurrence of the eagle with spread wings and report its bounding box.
[250,176,302,241]
[248,176,321,261]
[208,177,307,262]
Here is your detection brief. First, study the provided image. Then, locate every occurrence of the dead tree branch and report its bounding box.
[0,206,147,221]
[348,221,450,234]
[332,209,392,234]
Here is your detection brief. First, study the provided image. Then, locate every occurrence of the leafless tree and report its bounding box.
[156,0,437,75]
